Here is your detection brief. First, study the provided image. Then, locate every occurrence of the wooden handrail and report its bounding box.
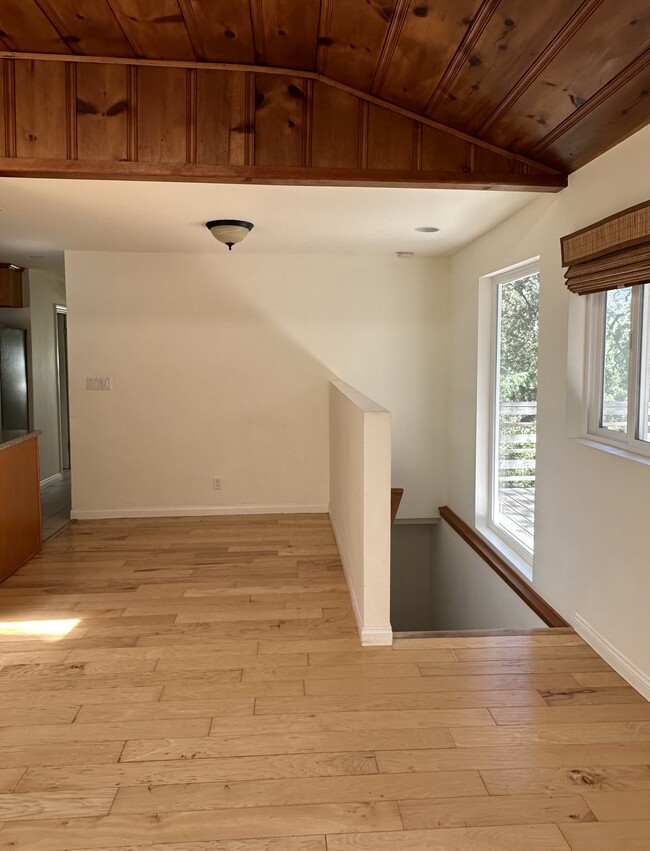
[391,488,404,525]
[438,505,568,628]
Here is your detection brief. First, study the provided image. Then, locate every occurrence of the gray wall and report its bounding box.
[391,521,545,632]
[429,522,545,631]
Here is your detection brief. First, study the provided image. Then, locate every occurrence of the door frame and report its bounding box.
[54,304,69,475]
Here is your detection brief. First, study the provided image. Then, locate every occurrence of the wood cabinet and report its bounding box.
[0,433,42,583]
[0,265,25,308]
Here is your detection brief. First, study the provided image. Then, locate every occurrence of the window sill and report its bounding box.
[574,437,650,467]
[476,524,533,581]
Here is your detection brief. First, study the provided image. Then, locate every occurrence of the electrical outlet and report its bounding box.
[213,476,223,490]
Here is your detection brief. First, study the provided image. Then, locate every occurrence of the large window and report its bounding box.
[490,265,540,558]
[588,283,650,454]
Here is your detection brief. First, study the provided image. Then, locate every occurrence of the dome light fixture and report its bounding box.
[206,219,254,250]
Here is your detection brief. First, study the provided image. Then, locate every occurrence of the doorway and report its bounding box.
[40,305,71,539]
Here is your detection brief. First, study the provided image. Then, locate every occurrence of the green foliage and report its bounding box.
[497,274,539,489]
[603,288,631,403]
[498,273,539,403]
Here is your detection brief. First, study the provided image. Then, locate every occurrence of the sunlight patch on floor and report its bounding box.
[0,618,81,639]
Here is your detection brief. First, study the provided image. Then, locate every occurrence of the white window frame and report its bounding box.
[487,261,540,567]
[586,283,650,458]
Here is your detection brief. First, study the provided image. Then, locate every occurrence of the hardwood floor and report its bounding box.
[0,514,647,850]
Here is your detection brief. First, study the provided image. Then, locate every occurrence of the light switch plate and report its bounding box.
[86,377,112,391]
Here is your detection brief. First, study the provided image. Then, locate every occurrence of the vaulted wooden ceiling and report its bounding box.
[0,0,648,188]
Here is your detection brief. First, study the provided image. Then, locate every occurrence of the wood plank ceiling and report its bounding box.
[0,0,648,180]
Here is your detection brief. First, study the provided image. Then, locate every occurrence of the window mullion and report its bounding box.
[628,287,642,445]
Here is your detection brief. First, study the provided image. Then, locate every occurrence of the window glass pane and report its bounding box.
[600,288,631,433]
[494,272,539,553]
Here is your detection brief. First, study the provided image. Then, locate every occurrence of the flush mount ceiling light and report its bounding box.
[206,219,254,251]
[415,226,440,233]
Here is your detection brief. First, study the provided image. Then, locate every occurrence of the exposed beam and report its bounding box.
[0,157,567,190]
[0,49,563,175]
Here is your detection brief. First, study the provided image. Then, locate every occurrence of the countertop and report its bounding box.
[0,431,40,452]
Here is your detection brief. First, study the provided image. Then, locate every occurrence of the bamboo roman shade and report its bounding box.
[561,201,650,295]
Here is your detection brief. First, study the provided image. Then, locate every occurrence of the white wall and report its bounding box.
[447,126,650,695]
[28,268,66,482]
[329,380,392,645]
[65,252,448,518]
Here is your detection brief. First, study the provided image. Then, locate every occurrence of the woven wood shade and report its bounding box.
[561,201,650,295]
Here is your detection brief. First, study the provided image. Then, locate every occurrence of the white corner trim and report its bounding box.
[71,504,329,520]
[329,512,392,647]
[40,472,64,488]
[573,613,650,701]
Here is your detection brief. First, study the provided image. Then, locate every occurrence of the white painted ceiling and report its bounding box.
[0,177,538,268]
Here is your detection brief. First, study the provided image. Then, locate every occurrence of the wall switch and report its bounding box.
[86,377,112,391]
[213,476,223,490]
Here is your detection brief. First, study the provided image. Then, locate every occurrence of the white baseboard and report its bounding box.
[360,626,394,646]
[573,613,650,701]
[40,472,63,488]
[329,512,392,647]
[71,504,329,520]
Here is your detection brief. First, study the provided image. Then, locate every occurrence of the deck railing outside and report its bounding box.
[496,401,536,551]
[497,400,631,551]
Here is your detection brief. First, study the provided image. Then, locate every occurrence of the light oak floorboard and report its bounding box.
[540,685,646,705]
[399,793,596,829]
[481,765,650,795]
[0,771,25,794]
[0,515,647,851]
[254,690,546,714]
[71,840,326,851]
[559,819,650,850]
[579,789,650,821]
[304,674,581,695]
[0,803,402,850]
[207,708,494,735]
[0,789,116,822]
[572,672,628,688]
[17,753,379,793]
[0,719,211,746]
[326,824,573,850]
[490,704,650,725]
[76,699,255,723]
[111,770,486,814]
[375,742,650,773]
[0,742,125,768]
[120,728,454,762]
[450,721,650,747]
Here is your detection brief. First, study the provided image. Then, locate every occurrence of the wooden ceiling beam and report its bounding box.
[0,157,567,190]
[0,49,562,176]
